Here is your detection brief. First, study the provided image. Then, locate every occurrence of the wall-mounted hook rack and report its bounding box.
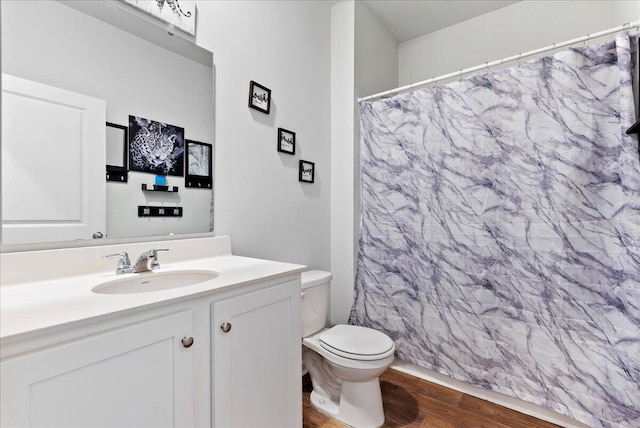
[106,170,127,182]
[141,183,179,192]
[138,206,183,217]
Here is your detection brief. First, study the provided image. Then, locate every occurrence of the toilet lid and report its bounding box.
[319,325,394,360]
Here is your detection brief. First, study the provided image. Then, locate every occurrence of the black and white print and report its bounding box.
[128,115,185,176]
[248,80,271,114]
[122,0,196,35]
[299,160,314,183]
[277,128,295,155]
[188,141,210,176]
[185,139,212,188]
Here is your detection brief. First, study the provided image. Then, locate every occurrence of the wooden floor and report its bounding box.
[303,369,560,428]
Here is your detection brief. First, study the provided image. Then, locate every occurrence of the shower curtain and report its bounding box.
[352,33,640,428]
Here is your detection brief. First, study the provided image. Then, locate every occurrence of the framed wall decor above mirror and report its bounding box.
[0,0,215,251]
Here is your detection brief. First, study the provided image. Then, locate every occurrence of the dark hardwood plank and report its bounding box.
[418,416,457,428]
[303,368,560,428]
[382,369,463,408]
[457,394,559,428]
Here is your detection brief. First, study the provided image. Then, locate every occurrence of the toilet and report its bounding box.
[301,270,395,428]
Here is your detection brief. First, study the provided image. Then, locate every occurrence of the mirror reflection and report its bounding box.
[1,0,214,249]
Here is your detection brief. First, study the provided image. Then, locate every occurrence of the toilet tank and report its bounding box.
[301,270,332,337]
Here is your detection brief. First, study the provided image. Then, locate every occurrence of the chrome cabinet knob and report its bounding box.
[181,336,194,348]
[220,322,232,333]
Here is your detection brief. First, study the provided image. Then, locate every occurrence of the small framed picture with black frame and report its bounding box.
[277,128,295,155]
[299,160,315,183]
[106,122,128,182]
[248,80,271,114]
[185,140,213,189]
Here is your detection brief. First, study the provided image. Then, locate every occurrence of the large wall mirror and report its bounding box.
[1,0,215,251]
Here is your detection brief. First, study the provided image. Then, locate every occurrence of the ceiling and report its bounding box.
[362,0,519,43]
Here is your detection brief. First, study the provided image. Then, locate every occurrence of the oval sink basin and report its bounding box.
[93,270,219,294]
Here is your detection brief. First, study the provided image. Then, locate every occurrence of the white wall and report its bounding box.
[611,0,640,25]
[330,1,356,324]
[196,1,332,270]
[399,0,640,86]
[330,0,398,324]
[355,2,399,98]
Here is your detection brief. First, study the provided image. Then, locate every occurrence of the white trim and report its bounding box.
[359,21,640,102]
[390,360,590,428]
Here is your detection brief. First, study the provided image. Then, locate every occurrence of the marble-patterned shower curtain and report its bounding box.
[352,33,640,428]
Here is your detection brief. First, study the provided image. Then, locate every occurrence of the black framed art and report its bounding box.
[106,122,128,182]
[248,80,271,114]
[277,128,295,155]
[128,115,185,176]
[185,140,213,189]
[299,160,315,183]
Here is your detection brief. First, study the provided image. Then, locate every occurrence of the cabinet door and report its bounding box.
[212,280,301,428]
[1,311,194,428]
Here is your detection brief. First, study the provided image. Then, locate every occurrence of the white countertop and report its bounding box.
[1,237,306,344]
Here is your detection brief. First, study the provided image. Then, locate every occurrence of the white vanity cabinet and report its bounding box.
[1,269,303,428]
[212,279,302,427]
[1,310,195,428]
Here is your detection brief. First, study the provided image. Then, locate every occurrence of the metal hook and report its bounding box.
[426,77,437,93]
[409,83,418,99]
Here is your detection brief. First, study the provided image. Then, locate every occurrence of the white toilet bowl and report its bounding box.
[301,271,395,428]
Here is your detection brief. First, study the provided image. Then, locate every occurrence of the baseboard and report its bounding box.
[390,360,589,428]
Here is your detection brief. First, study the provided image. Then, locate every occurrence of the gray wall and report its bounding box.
[197,1,332,270]
[330,0,399,323]
[398,0,640,86]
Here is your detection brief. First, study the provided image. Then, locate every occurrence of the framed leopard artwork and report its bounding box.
[128,115,185,176]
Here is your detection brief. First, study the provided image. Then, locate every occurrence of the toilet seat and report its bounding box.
[319,325,394,361]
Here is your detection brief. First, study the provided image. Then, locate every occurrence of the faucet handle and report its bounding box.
[149,248,169,270]
[103,252,132,274]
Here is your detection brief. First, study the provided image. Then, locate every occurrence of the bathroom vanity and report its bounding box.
[0,236,304,427]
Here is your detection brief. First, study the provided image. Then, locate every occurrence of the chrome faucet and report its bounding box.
[132,248,169,273]
[104,249,169,274]
[103,252,133,274]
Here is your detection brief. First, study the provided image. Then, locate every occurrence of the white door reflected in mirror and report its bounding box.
[1,74,106,245]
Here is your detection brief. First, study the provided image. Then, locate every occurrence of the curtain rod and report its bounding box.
[358,21,640,103]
